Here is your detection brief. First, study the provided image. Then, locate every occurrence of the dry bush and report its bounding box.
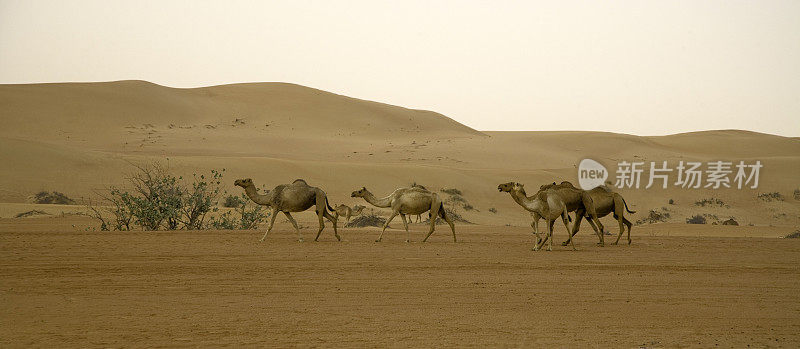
[758,192,785,202]
[33,191,75,205]
[686,215,706,224]
[488,207,497,214]
[784,230,800,239]
[346,214,387,228]
[15,210,49,218]
[636,208,671,224]
[694,198,728,208]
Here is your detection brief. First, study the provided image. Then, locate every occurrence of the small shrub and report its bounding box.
[223,195,244,208]
[424,208,473,225]
[636,208,670,224]
[440,188,463,196]
[346,214,387,228]
[488,207,497,214]
[15,210,49,218]
[463,204,474,211]
[758,192,785,202]
[721,218,739,226]
[668,199,674,205]
[784,230,800,239]
[33,191,75,205]
[694,198,727,207]
[209,200,268,230]
[686,215,706,224]
[793,189,800,201]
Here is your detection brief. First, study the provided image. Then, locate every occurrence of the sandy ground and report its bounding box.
[2,217,799,348]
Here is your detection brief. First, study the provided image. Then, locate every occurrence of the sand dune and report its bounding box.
[1,81,798,230]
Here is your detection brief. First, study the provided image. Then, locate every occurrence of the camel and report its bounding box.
[533,181,606,245]
[351,186,456,243]
[234,178,340,242]
[333,204,365,224]
[562,185,636,245]
[497,182,575,251]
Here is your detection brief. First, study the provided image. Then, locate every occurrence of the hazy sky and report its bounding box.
[1,1,798,136]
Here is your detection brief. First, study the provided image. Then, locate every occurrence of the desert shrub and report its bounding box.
[721,218,739,226]
[223,194,244,208]
[758,192,785,202]
[440,188,463,196]
[209,197,268,230]
[33,191,75,205]
[794,189,800,201]
[686,215,706,224]
[636,208,671,224]
[784,230,800,239]
[423,208,473,225]
[87,162,226,231]
[15,210,49,218]
[463,204,474,211]
[668,199,674,205]
[488,207,497,214]
[346,214,387,228]
[694,198,727,207]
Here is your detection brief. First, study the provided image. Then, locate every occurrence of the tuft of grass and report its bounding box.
[488,207,497,214]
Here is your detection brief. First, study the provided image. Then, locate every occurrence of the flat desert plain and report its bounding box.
[1,81,800,347]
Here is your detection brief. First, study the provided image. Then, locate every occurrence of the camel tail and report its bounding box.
[622,197,636,214]
[325,198,334,213]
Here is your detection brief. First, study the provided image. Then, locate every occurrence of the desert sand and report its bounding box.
[1,81,799,347]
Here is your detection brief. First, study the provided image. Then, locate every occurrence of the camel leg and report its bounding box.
[260,207,279,242]
[323,210,341,241]
[315,209,326,242]
[440,207,456,242]
[545,220,555,251]
[563,212,583,246]
[612,214,624,245]
[584,218,604,246]
[400,214,410,242]
[422,205,440,243]
[377,211,399,242]
[531,218,543,247]
[624,217,633,245]
[562,213,576,250]
[284,212,302,242]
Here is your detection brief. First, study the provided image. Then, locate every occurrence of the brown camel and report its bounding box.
[563,185,636,245]
[535,181,606,245]
[351,186,456,243]
[234,178,340,242]
[497,182,575,251]
[333,204,365,224]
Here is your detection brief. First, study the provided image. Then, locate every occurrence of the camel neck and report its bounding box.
[510,189,542,213]
[243,185,272,206]
[362,191,391,208]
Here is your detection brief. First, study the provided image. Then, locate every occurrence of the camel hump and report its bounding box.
[292,179,308,185]
[560,181,576,188]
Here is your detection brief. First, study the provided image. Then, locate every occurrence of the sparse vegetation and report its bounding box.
[793,189,800,201]
[32,191,75,205]
[488,207,497,214]
[86,162,260,231]
[784,230,800,239]
[15,210,49,218]
[694,197,728,208]
[636,208,671,224]
[208,196,267,230]
[721,218,739,226]
[668,198,674,205]
[440,188,463,196]
[424,208,472,225]
[223,194,244,208]
[346,213,387,228]
[686,215,706,224]
[758,192,785,202]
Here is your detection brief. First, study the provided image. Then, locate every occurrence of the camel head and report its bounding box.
[351,187,368,198]
[234,178,254,188]
[497,182,518,193]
